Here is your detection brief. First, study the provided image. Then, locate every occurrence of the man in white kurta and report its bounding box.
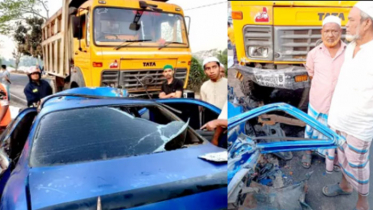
[323,2,373,210]
[200,57,227,110]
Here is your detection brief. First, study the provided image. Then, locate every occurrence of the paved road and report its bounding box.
[8,73,29,106]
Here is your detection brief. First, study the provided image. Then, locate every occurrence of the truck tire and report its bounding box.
[238,72,309,111]
[241,79,272,103]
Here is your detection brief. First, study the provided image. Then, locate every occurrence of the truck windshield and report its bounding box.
[93,7,188,48]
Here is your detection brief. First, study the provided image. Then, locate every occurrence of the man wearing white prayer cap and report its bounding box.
[200,57,227,110]
[301,15,346,170]
[324,2,373,210]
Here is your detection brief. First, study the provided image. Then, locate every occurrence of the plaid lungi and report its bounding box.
[304,104,338,172]
[337,131,371,196]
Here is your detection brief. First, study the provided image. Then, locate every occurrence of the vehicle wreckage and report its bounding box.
[227,102,346,210]
[0,87,227,210]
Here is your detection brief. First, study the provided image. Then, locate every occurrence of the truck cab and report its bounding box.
[230,1,355,109]
[42,0,192,98]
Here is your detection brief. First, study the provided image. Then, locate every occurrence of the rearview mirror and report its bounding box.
[185,16,191,35]
[129,23,141,31]
[72,16,83,39]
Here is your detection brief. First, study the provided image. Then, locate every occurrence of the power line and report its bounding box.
[184,1,227,11]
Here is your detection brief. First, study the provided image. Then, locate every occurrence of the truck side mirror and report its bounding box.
[72,16,83,39]
[185,16,191,35]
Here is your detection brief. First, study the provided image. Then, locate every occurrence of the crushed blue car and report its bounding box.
[0,87,227,210]
[227,102,346,210]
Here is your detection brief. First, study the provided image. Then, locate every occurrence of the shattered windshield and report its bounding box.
[30,106,188,167]
[93,7,188,47]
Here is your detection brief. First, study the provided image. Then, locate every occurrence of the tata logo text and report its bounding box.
[318,13,345,21]
[143,62,156,67]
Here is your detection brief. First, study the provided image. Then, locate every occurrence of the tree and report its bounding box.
[12,48,22,70]
[215,48,228,76]
[187,57,207,92]
[0,0,49,34]
[0,40,4,66]
[13,17,44,59]
[215,48,228,68]
[25,17,44,58]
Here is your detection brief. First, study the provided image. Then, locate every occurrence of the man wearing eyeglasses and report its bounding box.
[301,16,346,171]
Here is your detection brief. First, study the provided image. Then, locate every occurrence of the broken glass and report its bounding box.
[30,106,188,167]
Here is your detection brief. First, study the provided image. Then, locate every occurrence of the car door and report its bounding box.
[227,101,245,144]
[0,108,37,196]
[154,98,222,142]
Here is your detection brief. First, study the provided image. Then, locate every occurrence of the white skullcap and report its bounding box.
[354,1,373,19]
[202,57,220,68]
[220,64,225,68]
[322,15,341,26]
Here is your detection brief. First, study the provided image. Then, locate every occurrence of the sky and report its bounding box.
[0,0,228,59]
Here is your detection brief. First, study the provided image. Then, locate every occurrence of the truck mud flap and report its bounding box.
[230,65,310,90]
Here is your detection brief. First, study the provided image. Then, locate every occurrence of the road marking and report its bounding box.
[10,93,27,104]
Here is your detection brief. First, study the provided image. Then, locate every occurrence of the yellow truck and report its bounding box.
[41,0,192,97]
[230,1,356,110]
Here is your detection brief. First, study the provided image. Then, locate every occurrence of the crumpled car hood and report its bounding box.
[28,144,227,209]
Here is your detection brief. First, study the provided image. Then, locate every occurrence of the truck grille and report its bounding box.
[243,25,273,60]
[274,27,346,62]
[101,69,188,92]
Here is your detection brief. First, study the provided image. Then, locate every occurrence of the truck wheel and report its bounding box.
[241,79,272,103]
[70,82,79,89]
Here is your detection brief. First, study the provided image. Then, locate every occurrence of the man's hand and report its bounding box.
[201,120,219,131]
[169,93,176,98]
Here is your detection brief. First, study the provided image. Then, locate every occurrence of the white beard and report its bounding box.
[346,24,361,42]
[346,34,360,42]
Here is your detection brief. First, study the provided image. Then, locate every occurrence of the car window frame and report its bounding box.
[28,103,202,167]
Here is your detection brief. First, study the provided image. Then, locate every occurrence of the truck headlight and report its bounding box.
[248,46,269,58]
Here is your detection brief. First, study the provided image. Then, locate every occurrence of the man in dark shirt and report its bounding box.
[24,66,53,107]
[159,64,184,98]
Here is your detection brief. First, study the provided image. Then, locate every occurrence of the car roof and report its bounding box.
[37,87,157,116]
[39,98,157,116]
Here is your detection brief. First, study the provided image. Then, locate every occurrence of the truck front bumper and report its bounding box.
[231,65,310,90]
